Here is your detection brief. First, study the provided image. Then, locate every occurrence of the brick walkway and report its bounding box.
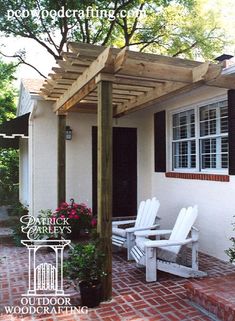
[1,244,235,321]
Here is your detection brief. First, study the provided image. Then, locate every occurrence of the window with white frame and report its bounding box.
[171,100,228,172]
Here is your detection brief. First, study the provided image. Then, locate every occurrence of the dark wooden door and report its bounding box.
[92,127,137,217]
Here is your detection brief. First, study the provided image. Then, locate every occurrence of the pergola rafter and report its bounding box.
[39,42,235,301]
[41,42,235,118]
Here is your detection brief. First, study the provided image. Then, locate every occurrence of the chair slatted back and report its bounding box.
[168,205,198,254]
[135,197,160,228]
[134,200,146,227]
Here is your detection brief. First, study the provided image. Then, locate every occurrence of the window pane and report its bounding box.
[221,118,228,133]
[173,109,195,140]
[173,140,196,169]
[200,106,209,121]
[200,121,208,136]
[179,125,187,139]
[200,101,228,137]
[200,136,228,170]
[221,137,228,169]
[220,105,228,133]
[173,114,179,127]
[201,138,216,169]
[222,154,228,168]
[221,137,228,153]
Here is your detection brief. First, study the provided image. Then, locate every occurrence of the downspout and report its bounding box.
[28,102,37,216]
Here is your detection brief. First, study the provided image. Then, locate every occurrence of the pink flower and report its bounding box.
[91,218,97,227]
[51,217,56,224]
[74,215,79,219]
[71,209,77,215]
[60,202,68,209]
[60,215,65,219]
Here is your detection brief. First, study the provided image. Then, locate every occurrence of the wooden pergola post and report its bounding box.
[57,114,66,205]
[97,80,113,301]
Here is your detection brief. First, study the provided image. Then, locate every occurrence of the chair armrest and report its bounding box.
[134,229,172,237]
[112,219,136,227]
[125,224,160,233]
[145,238,193,248]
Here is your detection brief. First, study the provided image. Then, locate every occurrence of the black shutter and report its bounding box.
[154,110,166,172]
[228,90,235,175]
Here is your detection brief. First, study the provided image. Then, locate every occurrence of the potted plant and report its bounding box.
[53,198,97,239]
[225,215,235,263]
[64,239,106,308]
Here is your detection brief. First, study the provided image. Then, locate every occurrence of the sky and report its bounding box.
[0,36,54,85]
[1,0,235,87]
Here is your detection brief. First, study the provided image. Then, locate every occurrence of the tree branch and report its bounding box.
[35,0,59,52]
[102,0,138,46]
[172,42,198,57]
[0,51,46,78]
[13,15,60,60]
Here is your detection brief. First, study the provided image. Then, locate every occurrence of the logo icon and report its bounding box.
[20,214,71,296]
[21,239,70,296]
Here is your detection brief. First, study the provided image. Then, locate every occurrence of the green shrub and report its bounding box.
[0,148,19,205]
[225,216,235,263]
[64,239,106,286]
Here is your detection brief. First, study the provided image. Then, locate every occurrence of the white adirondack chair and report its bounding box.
[131,205,207,282]
[112,197,160,260]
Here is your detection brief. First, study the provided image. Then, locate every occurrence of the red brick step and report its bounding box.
[185,273,235,321]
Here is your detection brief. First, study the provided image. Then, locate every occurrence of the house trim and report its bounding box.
[165,172,229,182]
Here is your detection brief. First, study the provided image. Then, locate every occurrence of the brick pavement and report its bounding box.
[1,244,235,321]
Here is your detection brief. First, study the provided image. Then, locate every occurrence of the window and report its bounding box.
[171,100,228,172]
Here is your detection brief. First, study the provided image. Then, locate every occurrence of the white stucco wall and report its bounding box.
[151,173,235,261]
[30,100,58,216]
[19,138,29,206]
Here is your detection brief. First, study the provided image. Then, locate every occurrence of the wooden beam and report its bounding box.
[206,74,235,89]
[114,63,223,117]
[54,78,97,112]
[57,115,66,205]
[54,47,114,112]
[97,80,113,301]
[57,60,87,73]
[115,75,164,87]
[68,42,106,56]
[116,59,194,83]
[113,83,151,93]
[114,81,205,117]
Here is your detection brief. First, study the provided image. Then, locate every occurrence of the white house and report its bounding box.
[1,44,235,263]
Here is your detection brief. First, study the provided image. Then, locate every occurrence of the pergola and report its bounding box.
[40,42,235,300]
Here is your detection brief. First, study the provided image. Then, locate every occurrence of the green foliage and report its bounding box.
[64,239,106,285]
[12,207,56,245]
[0,149,19,205]
[0,0,229,61]
[225,217,235,263]
[9,201,28,216]
[11,202,29,246]
[0,60,17,124]
[0,59,18,205]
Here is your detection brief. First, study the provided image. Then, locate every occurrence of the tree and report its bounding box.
[0,0,230,77]
[0,59,18,205]
[0,60,17,123]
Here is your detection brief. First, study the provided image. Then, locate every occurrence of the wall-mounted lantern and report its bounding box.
[65,126,72,140]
